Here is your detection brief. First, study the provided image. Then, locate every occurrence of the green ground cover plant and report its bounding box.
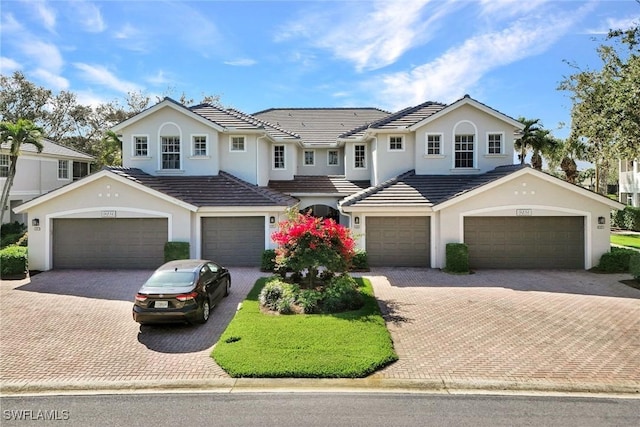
[610,233,640,250]
[212,277,398,378]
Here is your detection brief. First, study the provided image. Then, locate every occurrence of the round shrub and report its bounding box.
[297,289,323,314]
[0,246,28,277]
[259,278,297,314]
[321,274,363,313]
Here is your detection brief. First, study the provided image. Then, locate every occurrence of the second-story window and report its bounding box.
[488,133,502,154]
[134,136,148,157]
[274,145,285,169]
[328,150,339,166]
[193,135,207,156]
[58,160,69,179]
[304,150,315,166]
[454,135,474,168]
[426,134,441,155]
[230,136,245,152]
[161,136,181,170]
[389,136,403,151]
[354,144,366,169]
[0,154,9,177]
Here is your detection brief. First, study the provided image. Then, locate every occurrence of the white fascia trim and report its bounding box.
[112,100,226,133]
[433,168,625,211]
[408,97,525,131]
[13,170,197,213]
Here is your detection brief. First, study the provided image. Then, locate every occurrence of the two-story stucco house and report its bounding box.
[619,159,639,207]
[1,138,93,225]
[15,95,622,271]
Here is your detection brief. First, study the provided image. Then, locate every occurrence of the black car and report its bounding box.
[132,259,231,325]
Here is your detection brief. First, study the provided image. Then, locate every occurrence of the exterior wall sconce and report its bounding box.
[354,216,360,225]
[269,216,276,224]
[32,218,40,227]
[598,216,606,225]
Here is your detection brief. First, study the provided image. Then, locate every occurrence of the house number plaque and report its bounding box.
[101,210,117,218]
[516,209,532,216]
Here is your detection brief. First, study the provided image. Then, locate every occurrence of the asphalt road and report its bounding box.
[2,393,638,426]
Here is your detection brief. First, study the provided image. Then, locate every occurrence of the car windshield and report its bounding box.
[144,271,195,288]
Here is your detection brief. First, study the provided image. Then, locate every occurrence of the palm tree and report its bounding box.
[0,119,44,224]
[548,137,588,184]
[514,117,557,170]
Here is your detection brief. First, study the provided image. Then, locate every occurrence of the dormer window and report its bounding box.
[161,136,181,170]
[454,135,474,168]
[230,136,246,152]
[389,136,403,151]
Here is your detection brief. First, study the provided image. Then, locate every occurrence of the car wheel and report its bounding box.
[224,278,231,297]
[197,300,210,324]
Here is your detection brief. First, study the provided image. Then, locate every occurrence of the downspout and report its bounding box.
[370,136,378,186]
[256,134,267,186]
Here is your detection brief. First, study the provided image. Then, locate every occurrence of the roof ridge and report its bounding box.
[253,107,391,114]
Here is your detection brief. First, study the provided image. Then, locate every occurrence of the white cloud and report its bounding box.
[277,0,460,72]
[70,0,106,33]
[32,68,69,91]
[0,57,22,75]
[146,70,172,86]
[29,0,57,32]
[374,8,589,111]
[22,40,65,73]
[224,58,257,67]
[478,0,550,17]
[586,15,640,35]
[73,63,140,94]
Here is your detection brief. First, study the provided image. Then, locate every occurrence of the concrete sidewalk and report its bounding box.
[1,268,639,396]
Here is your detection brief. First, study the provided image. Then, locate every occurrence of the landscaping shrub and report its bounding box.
[297,288,323,314]
[164,241,189,262]
[445,243,469,273]
[258,278,297,314]
[622,206,640,231]
[0,221,26,249]
[351,250,369,271]
[629,253,640,280]
[597,247,638,273]
[0,246,28,277]
[611,208,626,229]
[321,274,363,313]
[261,249,277,272]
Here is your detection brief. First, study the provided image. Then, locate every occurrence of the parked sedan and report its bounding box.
[132,259,231,325]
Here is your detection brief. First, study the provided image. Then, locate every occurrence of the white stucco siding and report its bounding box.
[268,143,296,181]
[120,107,219,176]
[23,176,192,271]
[436,173,613,269]
[297,147,345,176]
[373,133,415,185]
[219,134,257,184]
[414,104,516,175]
[344,141,371,181]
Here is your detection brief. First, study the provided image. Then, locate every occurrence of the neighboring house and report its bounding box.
[619,159,639,207]
[15,95,623,271]
[1,138,93,225]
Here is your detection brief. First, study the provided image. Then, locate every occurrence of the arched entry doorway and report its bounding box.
[301,204,339,222]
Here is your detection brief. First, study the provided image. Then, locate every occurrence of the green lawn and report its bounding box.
[212,277,398,378]
[611,234,640,250]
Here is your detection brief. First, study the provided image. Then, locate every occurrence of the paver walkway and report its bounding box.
[1,268,639,392]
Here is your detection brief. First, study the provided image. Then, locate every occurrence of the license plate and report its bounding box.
[155,301,169,309]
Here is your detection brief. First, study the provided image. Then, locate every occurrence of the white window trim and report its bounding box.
[157,122,183,172]
[388,135,405,152]
[485,131,505,156]
[303,149,315,166]
[327,149,340,167]
[58,159,70,180]
[132,134,150,158]
[273,144,286,170]
[452,120,478,170]
[0,154,9,178]
[354,144,367,169]
[159,135,182,171]
[191,134,209,157]
[425,132,444,157]
[229,135,247,152]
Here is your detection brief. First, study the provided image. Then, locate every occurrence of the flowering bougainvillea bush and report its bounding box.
[271,209,356,288]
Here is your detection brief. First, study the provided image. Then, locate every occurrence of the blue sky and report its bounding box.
[1,0,639,139]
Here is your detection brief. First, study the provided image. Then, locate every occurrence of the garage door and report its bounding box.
[464,216,584,269]
[366,217,430,267]
[201,217,265,266]
[53,218,167,269]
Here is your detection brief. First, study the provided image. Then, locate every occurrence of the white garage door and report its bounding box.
[53,218,167,269]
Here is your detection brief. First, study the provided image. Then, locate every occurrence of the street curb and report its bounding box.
[2,378,639,397]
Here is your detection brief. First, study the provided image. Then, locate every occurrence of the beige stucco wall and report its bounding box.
[436,172,613,269]
[23,175,193,271]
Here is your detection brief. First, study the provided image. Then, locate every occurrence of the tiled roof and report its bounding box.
[268,175,371,195]
[106,167,297,207]
[341,165,527,207]
[253,108,390,145]
[1,138,94,160]
[190,104,299,140]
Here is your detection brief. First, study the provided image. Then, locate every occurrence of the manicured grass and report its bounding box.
[212,277,398,378]
[611,234,640,250]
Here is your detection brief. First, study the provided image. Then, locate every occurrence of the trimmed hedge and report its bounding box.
[611,206,640,231]
[445,243,469,273]
[630,254,640,280]
[261,249,277,272]
[0,246,28,278]
[164,241,190,262]
[351,250,369,271]
[597,247,638,273]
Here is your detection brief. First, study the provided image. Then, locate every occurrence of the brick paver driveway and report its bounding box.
[1,268,639,390]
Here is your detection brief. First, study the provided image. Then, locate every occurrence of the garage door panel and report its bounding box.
[464,217,584,269]
[202,217,264,267]
[366,217,430,267]
[53,218,167,269]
